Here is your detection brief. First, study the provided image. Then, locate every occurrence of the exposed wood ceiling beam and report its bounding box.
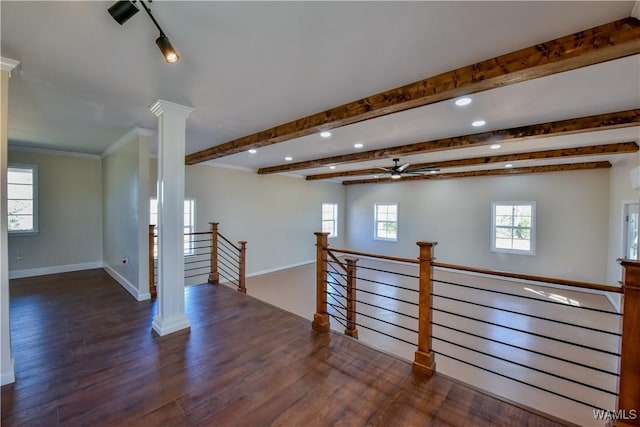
[186,17,640,165]
[258,109,640,174]
[342,161,612,185]
[305,142,639,180]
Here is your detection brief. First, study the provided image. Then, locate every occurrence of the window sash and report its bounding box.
[150,198,196,256]
[321,203,338,237]
[8,164,38,235]
[375,203,398,241]
[491,202,535,255]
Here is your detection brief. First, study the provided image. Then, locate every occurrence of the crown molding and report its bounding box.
[0,57,20,76]
[101,127,154,158]
[149,99,194,118]
[8,144,100,159]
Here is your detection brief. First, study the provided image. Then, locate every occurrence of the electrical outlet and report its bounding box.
[16,251,23,260]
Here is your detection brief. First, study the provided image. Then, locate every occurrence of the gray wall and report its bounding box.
[151,162,346,275]
[345,169,611,283]
[8,149,103,274]
[102,133,150,299]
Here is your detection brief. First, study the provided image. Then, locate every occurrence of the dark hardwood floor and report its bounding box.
[1,269,567,426]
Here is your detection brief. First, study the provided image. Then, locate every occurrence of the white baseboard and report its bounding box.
[1,358,15,386]
[247,259,315,278]
[152,314,190,336]
[9,261,104,279]
[103,264,150,301]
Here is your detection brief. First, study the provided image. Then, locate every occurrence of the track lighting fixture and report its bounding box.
[107,0,180,63]
[108,1,139,25]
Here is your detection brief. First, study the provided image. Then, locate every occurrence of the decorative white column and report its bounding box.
[1,57,20,385]
[149,99,193,336]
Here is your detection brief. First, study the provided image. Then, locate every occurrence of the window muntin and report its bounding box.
[150,198,195,256]
[8,164,38,235]
[322,203,338,238]
[375,203,398,241]
[491,202,535,255]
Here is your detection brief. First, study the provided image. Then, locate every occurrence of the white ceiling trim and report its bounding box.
[0,57,20,76]
[101,127,154,158]
[8,144,100,160]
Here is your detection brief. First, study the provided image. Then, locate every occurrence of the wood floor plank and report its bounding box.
[1,269,567,426]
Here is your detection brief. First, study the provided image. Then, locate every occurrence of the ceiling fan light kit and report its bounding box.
[108,0,180,63]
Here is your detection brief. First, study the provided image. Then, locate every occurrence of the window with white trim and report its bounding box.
[150,198,196,256]
[8,164,38,235]
[321,203,338,238]
[491,202,536,255]
[374,203,398,241]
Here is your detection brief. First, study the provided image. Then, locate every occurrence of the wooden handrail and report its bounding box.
[433,262,621,293]
[328,247,419,265]
[184,231,213,236]
[217,232,241,251]
[327,251,348,273]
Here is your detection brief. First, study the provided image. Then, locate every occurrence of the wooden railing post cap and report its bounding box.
[149,224,156,231]
[239,241,247,247]
[314,232,330,237]
[416,241,438,247]
[618,258,640,267]
[345,257,359,264]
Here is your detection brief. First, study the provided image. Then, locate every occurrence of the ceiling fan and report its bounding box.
[378,158,439,180]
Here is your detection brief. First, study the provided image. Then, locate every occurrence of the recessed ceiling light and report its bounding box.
[329,166,336,170]
[455,97,472,107]
[285,156,293,161]
[430,170,437,174]
[505,164,513,168]
[472,120,486,127]
[354,143,364,149]
[490,144,501,150]
[320,131,332,138]
[374,175,379,179]
[248,149,257,154]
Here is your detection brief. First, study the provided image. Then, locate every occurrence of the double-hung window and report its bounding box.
[150,198,196,256]
[374,203,398,242]
[8,164,38,235]
[491,202,536,255]
[322,203,338,238]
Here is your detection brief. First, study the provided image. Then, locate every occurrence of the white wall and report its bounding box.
[7,149,103,276]
[606,155,639,285]
[151,162,346,275]
[102,130,150,300]
[346,169,611,283]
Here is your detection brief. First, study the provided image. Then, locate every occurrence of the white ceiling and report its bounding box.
[2,1,639,180]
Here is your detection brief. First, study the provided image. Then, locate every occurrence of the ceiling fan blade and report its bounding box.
[377,167,392,172]
[398,163,411,172]
[405,169,440,175]
[405,165,438,173]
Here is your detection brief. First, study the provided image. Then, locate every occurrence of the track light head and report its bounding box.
[108,1,139,25]
[156,35,179,63]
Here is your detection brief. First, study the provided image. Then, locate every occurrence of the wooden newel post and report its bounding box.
[208,222,219,285]
[345,257,359,338]
[413,241,437,377]
[312,232,330,332]
[617,259,640,427]
[238,241,247,294]
[148,225,157,299]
